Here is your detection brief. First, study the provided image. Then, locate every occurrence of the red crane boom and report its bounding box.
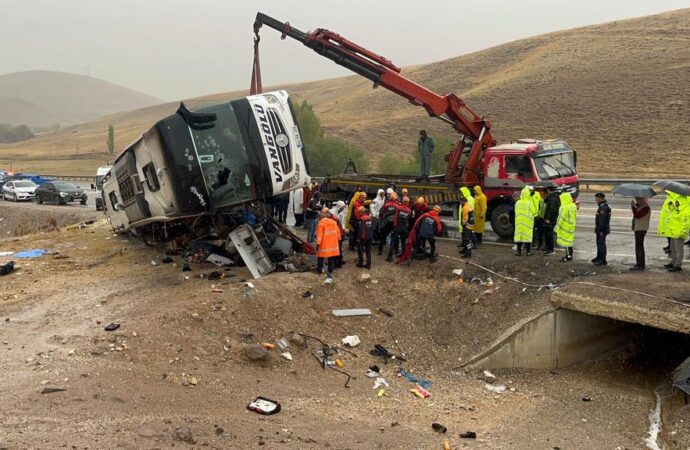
[251,13,496,184]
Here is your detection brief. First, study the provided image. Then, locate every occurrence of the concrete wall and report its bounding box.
[467,309,632,370]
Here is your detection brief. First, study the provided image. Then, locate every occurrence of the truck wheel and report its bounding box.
[490,203,514,239]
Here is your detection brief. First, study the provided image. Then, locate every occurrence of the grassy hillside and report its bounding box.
[1,9,688,176]
[0,70,162,127]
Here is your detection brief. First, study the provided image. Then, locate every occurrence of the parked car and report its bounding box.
[35,182,88,205]
[2,180,37,201]
[14,173,54,185]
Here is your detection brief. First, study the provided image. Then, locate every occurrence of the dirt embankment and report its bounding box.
[0,220,687,448]
[0,202,99,237]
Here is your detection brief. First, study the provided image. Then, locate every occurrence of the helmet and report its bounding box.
[321,207,330,214]
[416,196,425,204]
[402,188,409,194]
[432,205,442,212]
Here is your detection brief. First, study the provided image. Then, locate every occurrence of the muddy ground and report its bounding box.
[0,208,689,449]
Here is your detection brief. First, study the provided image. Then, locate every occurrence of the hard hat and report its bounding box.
[321,207,330,214]
[402,188,409,194]
[386,188,394,195]
[390,192,398,199]
[416,196,425,204]
[433,205,442,212]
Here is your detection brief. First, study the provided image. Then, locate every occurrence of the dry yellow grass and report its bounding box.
[1,8,688,177]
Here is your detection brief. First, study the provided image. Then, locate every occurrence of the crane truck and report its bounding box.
[251,13,579,237]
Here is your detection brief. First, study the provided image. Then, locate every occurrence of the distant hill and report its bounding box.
[1,9,689,176]
[0,71,162,127]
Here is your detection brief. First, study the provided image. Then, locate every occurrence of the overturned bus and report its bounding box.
[103,90,310,235]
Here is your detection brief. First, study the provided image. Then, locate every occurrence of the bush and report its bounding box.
[293,101,369,176]
[0,124,35,143]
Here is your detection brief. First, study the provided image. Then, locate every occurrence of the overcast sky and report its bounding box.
[1,0,688,101]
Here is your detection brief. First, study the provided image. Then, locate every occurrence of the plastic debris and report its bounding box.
[484,383,507,393]
[301,290,314,299]
[432,423,447,433]
[341,335,361,347]
[14,249,48,258]
[377,388,386,397]
[481,370,497,384]
[378,308,394,317]
[276,338,289,350]
[332,309,372,317]
[207,253,233,267]
[280,351,293,361]
[373,377,389,389]
[452,269,464,276]
[410,385,431,399]
[460,431,477,439]
[261,342,276,350]
[247,397,281,415]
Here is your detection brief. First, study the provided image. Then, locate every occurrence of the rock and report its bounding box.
[460,431,477,439]
[67,349,75,356]
[481,370,497,384]
[289,333,306,347]
[432,423,447,433]
[245,344,269,361]
[138,426,160,438]
[215,426,224,436]
[175,426,195,444]
[357,273,371,283]
[190,377,198,386]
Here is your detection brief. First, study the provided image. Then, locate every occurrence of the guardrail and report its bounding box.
[579,178,690,191]
[41,174,95,182]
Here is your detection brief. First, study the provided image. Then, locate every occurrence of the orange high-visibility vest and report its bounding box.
[317,217,341,258]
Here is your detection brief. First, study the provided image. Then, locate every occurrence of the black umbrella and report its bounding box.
[655,180,690,196]
[612,183,657,198]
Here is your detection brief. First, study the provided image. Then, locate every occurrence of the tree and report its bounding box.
[0,124,34,143]
[293,101,369,176]
[107,125,115,161]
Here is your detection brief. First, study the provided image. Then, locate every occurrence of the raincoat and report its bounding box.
[473,186,487,233]
[346,191,366,231]
[316,217,341,258]
[658,192,678,238]
[370,189,386,218]
[662,193,690,240]
[514,187,536,243]
[556,192,576,247]
[460,187,475,208]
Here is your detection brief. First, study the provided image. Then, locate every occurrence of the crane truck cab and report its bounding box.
[103,90,310,234]
[482,139,578,237]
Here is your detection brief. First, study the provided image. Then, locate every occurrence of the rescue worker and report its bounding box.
[542,185,561,255]
[306,191,323,243]
[315,208,342,284]
[592,192,611,266]
[556,192,577,262]
[514,186,536,256]
[329,201,347,268]
[347,191,367,251]
[418,130,435,181]
[530,187,545,250]
[411,196,429,230]
[370,189,386,242]
[661,193,689,272]
[356,206,373,269]
[459,196,474,258]
[387,196,411,262]
[416,205,443,263]
[378,192,399,255]
[630,196,651,271]
[459,186,477,248]
[473,185,487,245]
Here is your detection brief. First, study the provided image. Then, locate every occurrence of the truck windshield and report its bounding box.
[188,103,256,209]
[534,151,576,180]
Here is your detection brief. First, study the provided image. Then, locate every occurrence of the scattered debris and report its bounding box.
[358,273,371,283]
[247,397,281,415]
[460,431,477,439]
[481,369,497,384]
[432,423,447,433]
[0,251,14,257]
[398,369,432,389]
[289,333,306,347]
[161,256,174,264]
[484,383,507,393]
[373,377,389,389]
[332,309,372,317]
[40,387,66,394]
[410,385,431,399]
[276,338,289,350]
[181,263,192,272]
[370,344,406,362]
[104,323,120,332]
[341,335,361,348]
[301,290,314,299]
[207,253,233,267]
[229,225,275,278]
[582,395,592,402]
[0,261,15,276]
[280,351,293,361]
[261,342,276,350]
[452,269,464,276]
[175,426,195,444]
[14,249,49,258]
[378,308,394,317]
[245,344,269,361]
[150,260,158,266]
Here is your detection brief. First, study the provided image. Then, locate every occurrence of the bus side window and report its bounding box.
[109,192,118,210]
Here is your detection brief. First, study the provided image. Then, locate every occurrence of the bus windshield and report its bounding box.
[188,103,256,209]
[534,151,576,180]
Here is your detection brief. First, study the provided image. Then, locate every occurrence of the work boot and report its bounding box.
[526,251,533,256]
[594,260,607,266]
[515,251,522,256]
[429,256,438,264]
[629,266,645,271]
[365,264,371,270]
[356,262,364,268]
[668,266,682,272]
[377,249,383,256]
[560,256,572,262]
[590,257,599,263]
[664,263,674,269]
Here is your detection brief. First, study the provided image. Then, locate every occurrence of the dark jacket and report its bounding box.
[595,200,611,235]
[417,211,442,239]
[305,193,322,220]
[543,191,561,225]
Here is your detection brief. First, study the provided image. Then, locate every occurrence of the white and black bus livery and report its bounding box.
[103,90,310,233]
